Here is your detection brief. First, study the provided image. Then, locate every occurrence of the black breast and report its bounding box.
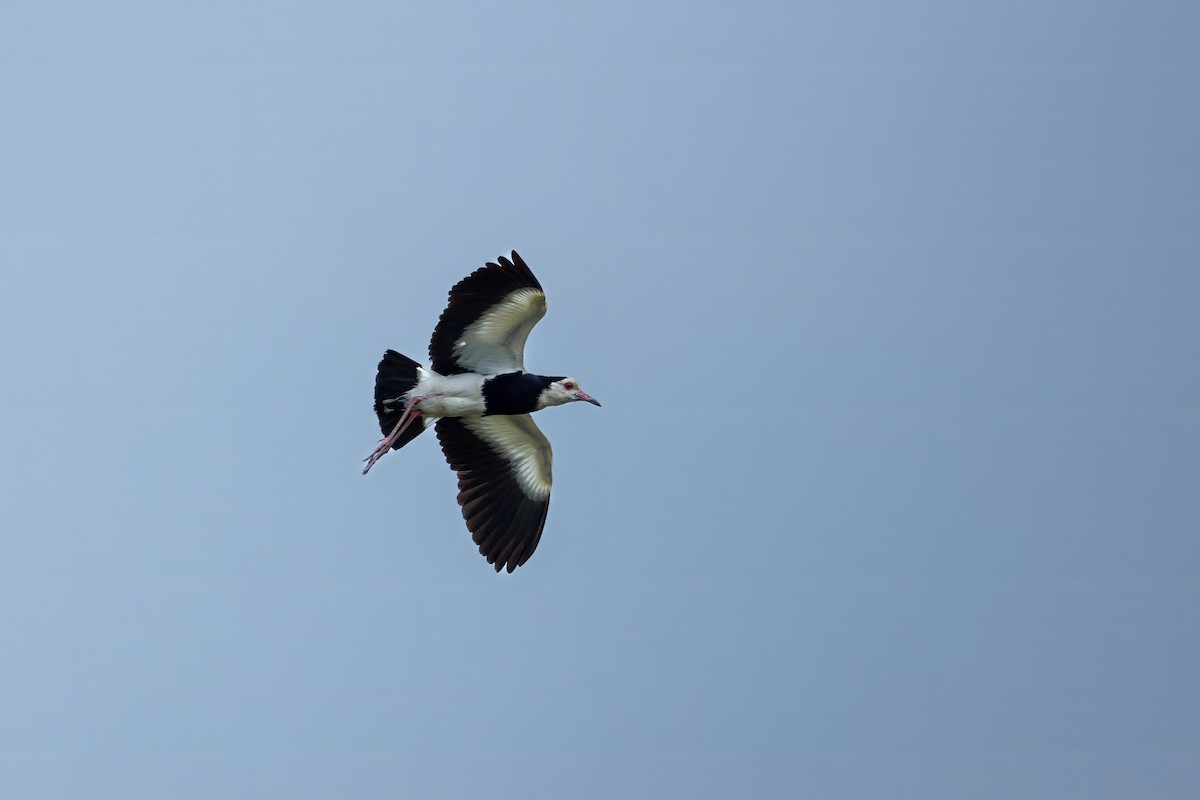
[482,372,554,415]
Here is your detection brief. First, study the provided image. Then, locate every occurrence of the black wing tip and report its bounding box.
[475,503,547,573]
[484,549,529,573]
[495,249,527,268]
[462,249,541,289]
[480,494,548,573]
[484,249,542,290]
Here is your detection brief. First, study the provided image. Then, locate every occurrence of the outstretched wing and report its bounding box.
[428,251,547,376]
[435,414,553,572]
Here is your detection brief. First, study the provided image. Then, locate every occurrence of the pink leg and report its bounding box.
[362,396,423,475]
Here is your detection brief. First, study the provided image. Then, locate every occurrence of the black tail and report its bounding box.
[373,350,427,451]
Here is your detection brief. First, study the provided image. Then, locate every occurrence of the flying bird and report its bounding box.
[362,251,600,572]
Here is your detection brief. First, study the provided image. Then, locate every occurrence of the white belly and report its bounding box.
[410,371,486,418]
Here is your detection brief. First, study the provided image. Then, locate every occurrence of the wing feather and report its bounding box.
[435,415,554,572]
[428,251,547,376]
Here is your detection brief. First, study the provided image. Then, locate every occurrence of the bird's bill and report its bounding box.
[576,391,601,407]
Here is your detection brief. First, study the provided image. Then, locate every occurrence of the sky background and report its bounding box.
[1,2,1198,798]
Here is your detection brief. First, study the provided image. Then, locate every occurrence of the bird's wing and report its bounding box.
[435,414,553,572]
[428,251,547,376]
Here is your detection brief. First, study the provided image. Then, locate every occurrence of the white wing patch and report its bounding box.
[454,288,547,375]
[465,414,553,502]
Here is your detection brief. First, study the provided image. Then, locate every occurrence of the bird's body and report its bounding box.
[362,251,599,572]
[405,372,486,418]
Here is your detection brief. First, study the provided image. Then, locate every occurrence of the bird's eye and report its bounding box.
[563,382,575,391]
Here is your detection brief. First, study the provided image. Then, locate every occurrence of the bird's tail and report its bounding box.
[373,350,428,451]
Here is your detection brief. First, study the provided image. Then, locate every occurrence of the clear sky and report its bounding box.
[1,2,1197,798]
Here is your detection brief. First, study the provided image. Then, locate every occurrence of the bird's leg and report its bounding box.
[362,396,423,475]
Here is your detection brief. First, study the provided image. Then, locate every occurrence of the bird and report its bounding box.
[362,251,600,572]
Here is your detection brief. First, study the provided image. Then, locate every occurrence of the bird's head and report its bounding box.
[537,377,601,409]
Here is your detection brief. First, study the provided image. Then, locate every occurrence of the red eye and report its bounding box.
[563,382,575,391]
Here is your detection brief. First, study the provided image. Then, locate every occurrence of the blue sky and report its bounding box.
[1,2,1198,798]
